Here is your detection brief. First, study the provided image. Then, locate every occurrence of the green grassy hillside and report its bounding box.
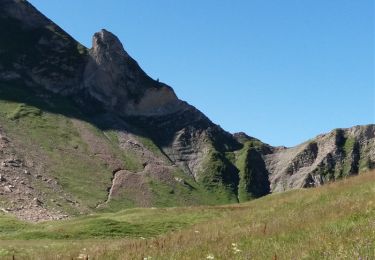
[0,171,374,259]
[0,80,245,217]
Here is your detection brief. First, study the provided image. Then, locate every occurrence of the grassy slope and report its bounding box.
[0,82,114,211]
[0,81,238,213]
[0,171,374,259]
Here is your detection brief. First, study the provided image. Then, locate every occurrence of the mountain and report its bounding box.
[265,125,375,191]
[0,0,374,221]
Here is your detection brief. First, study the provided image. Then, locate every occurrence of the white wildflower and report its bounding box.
[231,242,242,254]
[206,254,215,259]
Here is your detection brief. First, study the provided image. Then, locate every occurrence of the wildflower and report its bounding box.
[194,230,200,233]
[140,236,146,240]
[143,256,152,260]
[206,254,215,259]
[231,242,242,254]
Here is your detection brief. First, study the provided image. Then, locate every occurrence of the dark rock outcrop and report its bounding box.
[0,0,86,94]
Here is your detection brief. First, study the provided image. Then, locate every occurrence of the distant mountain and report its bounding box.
[265,125,375,191]
[0,0,373,221]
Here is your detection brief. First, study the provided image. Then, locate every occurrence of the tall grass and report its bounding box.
[0,171,374,259]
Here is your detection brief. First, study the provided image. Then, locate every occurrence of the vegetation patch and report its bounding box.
[343,137,356,156]
[198,149,239,203]
[7,104,42,120]
[236,141,270,202]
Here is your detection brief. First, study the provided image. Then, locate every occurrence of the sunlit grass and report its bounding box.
[0,171,374,259]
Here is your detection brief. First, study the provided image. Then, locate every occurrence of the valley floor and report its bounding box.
[0,171,374,259]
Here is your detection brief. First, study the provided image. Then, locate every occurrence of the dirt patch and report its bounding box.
[72,119,124,171]
[104,170,153,207]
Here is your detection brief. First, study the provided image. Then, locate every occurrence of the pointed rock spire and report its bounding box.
[91,29,130,63]
[84,29,182,116]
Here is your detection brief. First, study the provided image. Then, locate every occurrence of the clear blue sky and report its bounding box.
[29,0,374,147]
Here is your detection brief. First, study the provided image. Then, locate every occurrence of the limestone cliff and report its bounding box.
[83,29,184,116]
[265,125,375,192]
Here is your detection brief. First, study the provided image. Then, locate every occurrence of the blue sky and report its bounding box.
[29,0,374,147]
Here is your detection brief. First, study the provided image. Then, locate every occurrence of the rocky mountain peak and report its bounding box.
[91,29,130,64]
[1,0,184,117]
[84,29,184,116]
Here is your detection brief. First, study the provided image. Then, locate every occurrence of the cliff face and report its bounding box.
[0,0,374,222]
[265,125,375,192]
[83,29,183,116]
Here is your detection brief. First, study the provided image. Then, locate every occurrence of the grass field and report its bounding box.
[0,170,374,259]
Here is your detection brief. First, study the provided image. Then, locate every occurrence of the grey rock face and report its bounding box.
[264,125,375,192]
[127,105,241,180]
[83,29,183,116]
